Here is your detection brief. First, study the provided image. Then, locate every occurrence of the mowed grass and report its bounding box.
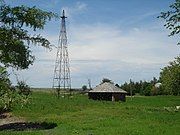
[1,91,180,135]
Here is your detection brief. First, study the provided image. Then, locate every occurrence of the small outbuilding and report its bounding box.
[88,82,127,102]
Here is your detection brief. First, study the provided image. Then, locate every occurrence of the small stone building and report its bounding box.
[88,82,127,102]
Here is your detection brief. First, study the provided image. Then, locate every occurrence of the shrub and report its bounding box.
[101,78,113,84]
[0,66,30,110]
[82,85,87,91]
[16,80,31,96]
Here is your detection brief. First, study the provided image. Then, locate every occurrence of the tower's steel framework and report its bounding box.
[53,10,71,96]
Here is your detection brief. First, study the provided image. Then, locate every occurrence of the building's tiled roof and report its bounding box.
[89,82,127,93]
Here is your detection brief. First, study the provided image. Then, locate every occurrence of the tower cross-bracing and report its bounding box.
[53,10,71,97]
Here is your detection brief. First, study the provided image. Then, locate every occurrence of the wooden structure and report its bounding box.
[88,82,127,102]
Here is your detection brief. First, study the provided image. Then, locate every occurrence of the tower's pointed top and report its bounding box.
[62,10,65,16]
[61,10,67,18]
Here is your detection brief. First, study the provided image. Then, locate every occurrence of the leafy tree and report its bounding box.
[140,81,149,95]
[157,85,164,95]
[0,3,57,69]
[0,66,11,96]
[120,81,135,96]
[101,78,112,84]
[16,80,31,96]
[158,0,180,45]
[159,56,180,95]
[120,77,159,96]
[82,85,87,91]
[0,2,57,110]
[150,77,158,85]
[120,82,129,92]
[0,66,29,110]
[143,85,152,96]
[115,84,120,87]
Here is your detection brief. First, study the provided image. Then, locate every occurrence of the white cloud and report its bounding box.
[118,10,161,27]
[10,21,180,88]
[7,0,179,88]
[40,0,61,9]
[68,23,179,64]
[76,1,87,11]
[61,1,87,17]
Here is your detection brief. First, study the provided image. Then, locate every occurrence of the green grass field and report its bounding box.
[0,91,180,135]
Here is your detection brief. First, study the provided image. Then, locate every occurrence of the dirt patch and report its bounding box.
[0,112,57,131]
[0,112,25,126]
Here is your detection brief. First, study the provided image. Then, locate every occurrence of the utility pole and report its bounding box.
[88,79,92,90]
[130,79,133,100]
[52,10,71,98]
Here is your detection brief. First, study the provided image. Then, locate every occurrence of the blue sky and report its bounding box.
[5,0,180,88]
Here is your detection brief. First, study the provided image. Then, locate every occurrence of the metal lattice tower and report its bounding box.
[53,10,71,97]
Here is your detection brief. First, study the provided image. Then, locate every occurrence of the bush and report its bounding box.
[0,66,13,110]
[101,78,112,84]
[0,66,30,110]
[82,85,87,91]
[16,80,31,96]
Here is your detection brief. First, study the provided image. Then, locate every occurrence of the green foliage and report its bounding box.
[16,80,31,96]
[0,87,29,111]
[158,0,180,45]
[143,84,152,96]
[0,65,10,92]
[0,66,30,110]
[120,78,160,96]
[160,56,180,95]
[0,3,58,69]
[82,85,87,91]
[120,81,135,96]
[0,66,13,110]
[115,83,120,87]
[0,2,56,110]
[120,57,180,96]
[101,78,112,83]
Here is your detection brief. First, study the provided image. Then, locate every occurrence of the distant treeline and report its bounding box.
[83,56,180,96]
[119,56,180,96]
[118,77,163,96]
